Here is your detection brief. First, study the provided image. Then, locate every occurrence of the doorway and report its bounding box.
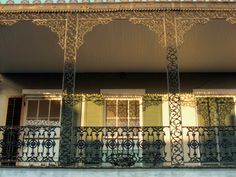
[2,97,22,166]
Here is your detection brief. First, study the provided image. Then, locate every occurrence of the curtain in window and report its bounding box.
[197,97,235,126]
[196,97,236,163]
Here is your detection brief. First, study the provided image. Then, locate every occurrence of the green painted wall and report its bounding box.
[84,101,103,126]
[74,102,82,126]
[77,99,165,164]
[143,103,162,126]
[79,100,163,127]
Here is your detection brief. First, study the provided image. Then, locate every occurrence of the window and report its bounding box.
[196,96,236,162]
[196,97,235,126]
[105,98,141,127]
[26,99,61,122]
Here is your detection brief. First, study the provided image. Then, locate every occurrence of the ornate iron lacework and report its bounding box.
[85,94,105,105]
[165,14,184,164]
[0,126,60,164]
[0,11,235,49]
[0,13,67,50]
[0,20,18,26]
[142,94,162,111]
[175,16,210,47]
[196,97,235,126]
[32,19,66,49]
[129,17,166,47]
[165,12,184,165]
[184,126,236,164]
[25,120,60,126]
[77,18,112,50]
[1,0,236,5]
[74,93,163,108]
[1,10,236,167]
[180,94,196,107]
[77,12,166,48]
[74,126,168,167]
[59,14,78,165]
[74,94,105,106]
[149,93,197,108]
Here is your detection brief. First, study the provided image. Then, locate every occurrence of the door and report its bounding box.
[2,97,22,165]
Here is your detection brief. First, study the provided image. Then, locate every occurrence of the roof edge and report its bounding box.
[1,2,236,13]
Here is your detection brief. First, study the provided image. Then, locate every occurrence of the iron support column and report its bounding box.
[165,12,184,166]
[166,46,184,165]
[59,13,78,166]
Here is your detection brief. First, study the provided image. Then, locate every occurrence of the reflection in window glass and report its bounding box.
[50,100,61,120]
[118,100,128,118]
[38,100,49,119]
[106,98,140,127]
[27,100,38,119]
[106,100,116,117]
[197,97,235,126]
[26,99,61,121]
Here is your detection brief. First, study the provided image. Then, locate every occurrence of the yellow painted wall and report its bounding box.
[142,103,164,164]
[74,102,82,126]
[84,101,103,126]
[82,101,163,127]
[0,95,7,126]
[143,103,162,126]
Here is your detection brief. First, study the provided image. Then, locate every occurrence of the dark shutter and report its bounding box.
[2,97,22,166]
[5,98,22,126]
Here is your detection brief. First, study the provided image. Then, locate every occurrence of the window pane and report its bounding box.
[50,100,61,120]
[38,100,49,120]
[27,100,38,120]
[129,119,139,127]
[106,100,116,117]
[216,97,235,126]
[118,100,128,118]
[106,118,116,126]
[197,97,235,126]
[129,100,139,118]
[118,118,128,126]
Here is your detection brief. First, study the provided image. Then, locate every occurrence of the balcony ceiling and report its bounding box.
[0,19,236,73]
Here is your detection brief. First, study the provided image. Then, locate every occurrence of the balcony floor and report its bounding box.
[0,168,235,177]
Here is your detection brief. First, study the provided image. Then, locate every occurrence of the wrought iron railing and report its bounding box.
[0,126,60,166]
[183,126,236,166]
[74,126,170,167]
[0,126,236,168]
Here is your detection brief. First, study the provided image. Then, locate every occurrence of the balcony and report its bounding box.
[0,126,236,168]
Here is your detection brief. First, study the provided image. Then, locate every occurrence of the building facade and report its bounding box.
[0,1,236,168]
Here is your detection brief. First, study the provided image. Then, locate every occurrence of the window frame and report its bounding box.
[195,95,236,127]
[104,96,143,127]
[24,96,62,126]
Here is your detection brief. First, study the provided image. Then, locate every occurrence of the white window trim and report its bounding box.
[81,95,86,127]
[23,89,62,126]
[22,89,62,95]
[103,96,143,127]
[101,89,145,96]
[101,89,145,127]
[102,96,143,141]
[193,89,236,96]
[193,89,236,127]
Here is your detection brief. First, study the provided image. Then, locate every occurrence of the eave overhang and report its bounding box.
[0,2,236,13]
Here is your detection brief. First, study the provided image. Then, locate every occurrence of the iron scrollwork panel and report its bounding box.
[74,126,168,167]
[197,97,235,126]
[59,13,78,165]
[166,46,184,165]
[165,12,184,165]
[0,126,60,164]
[184,126,236,164]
